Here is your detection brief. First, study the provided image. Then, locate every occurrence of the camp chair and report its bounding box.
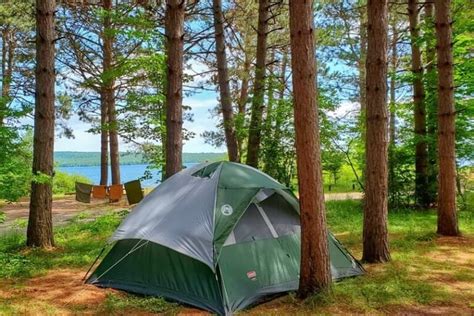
[109,184,123,203]
[124,180,144,205]
[92,185,107,199]
[75,182,92,203]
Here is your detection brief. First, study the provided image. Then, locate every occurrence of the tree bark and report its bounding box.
[246,0,269,168]
[362,0,390,263]
[435,0,459,236]
[237,55,251,157]
[108,97,120,184]
[99,1,110,186]
[27,0,56,248]
[388,19,397,201]
[0,27,15,126]
[164,0,185,178]
[100,92,109,185]
[212,0,240,162]
[408,0,429,208]
[358,5,367,131]
[389,22,397,145]
[425,2,439,206]
[289,0,331,298]
[102,0,120,185]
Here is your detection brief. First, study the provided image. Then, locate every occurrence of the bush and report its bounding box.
[0,131,33,202]
[53,171,91,195]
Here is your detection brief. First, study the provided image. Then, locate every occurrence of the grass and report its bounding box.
[0,199,473,315]
[323,165,362,193]
[0,210,127,279]
[101,293,178,314]
[291,200,474,314]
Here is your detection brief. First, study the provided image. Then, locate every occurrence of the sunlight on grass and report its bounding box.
[0,199,472,314]
[101,293,178,314]
[0,210,127,279]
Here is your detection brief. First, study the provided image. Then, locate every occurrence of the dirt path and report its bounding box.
[0,196,129,234]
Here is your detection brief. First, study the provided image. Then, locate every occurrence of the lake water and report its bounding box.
[58,163,199,188]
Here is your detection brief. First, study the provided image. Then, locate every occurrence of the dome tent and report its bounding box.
[86,161,364,315]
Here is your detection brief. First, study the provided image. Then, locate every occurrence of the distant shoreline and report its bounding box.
[54,151,227,168]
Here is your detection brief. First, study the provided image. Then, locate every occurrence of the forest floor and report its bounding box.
[0,199,472,315]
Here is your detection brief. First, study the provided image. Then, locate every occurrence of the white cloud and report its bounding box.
[328,101,360,119]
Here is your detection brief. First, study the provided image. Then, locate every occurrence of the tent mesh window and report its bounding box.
[233,203,273,243]
[259,193,300,237]
[229,191,300,245]
[192,162,220,178]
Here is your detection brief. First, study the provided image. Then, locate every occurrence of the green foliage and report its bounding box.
[52,171,91,195]
[261,96,296,188]
[0,129,33,202]
[0,211,5,223]
[323,165,361,193]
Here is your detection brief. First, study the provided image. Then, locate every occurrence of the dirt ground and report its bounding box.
[0,236,472,315]
[0,196,129,234]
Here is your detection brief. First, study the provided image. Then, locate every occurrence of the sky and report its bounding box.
[55,58,226,153]
[54,90,224,153]
[53,56,359,154]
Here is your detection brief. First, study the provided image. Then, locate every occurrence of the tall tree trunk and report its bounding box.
[425,2,438,206]
[0,27,15,126]
[99,4,110,186]
[435,0,458,236]
[238,56,251,116]
[264,49,276,127]
[246,0,269,168]
[27,0,56,248]
[237,55,251,157]
[289,0,331,298]
[100,93,108,185]
[358,4,367,132]
[108,98,120,184]
[212,0,240,162]
[102,0,120,185]
[272,48,288,146]
[388,19,397,204]
[362,0,390,263]
[408,0,429,208]
[164,0,185,178]
[389,22,397,145]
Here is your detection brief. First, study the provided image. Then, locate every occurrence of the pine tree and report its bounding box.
[164,0,186,178]
[212,0,240,162]
[27,0,56,248]
[246,0,269,168]
[435,0,459,236]
[362,0,390,263]
[408,0,429,207]
[289,0,331,297]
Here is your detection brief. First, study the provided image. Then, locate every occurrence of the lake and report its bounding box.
[58,163,199,188]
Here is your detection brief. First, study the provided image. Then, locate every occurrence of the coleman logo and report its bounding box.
[221,204,233,216]
[247,271,257,280]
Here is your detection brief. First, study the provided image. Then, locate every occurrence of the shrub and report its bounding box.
[53,171,91,195]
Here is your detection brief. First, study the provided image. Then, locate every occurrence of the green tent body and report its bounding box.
[87,162,364,315]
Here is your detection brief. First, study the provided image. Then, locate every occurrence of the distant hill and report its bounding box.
[55,151,227,167]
